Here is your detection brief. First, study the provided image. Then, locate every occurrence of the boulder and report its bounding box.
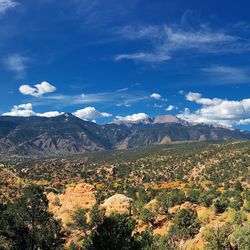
[101,194,133,215]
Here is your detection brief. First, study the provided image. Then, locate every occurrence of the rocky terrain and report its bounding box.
[1,140,250,249]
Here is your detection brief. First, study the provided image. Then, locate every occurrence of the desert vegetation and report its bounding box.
[1,140,250,249]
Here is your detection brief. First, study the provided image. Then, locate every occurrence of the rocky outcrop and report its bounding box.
[48,183,96,225]
[101,194,133,215]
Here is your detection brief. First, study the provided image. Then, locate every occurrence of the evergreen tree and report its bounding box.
[203,223,233,250]
[232,222,250,250]
[0,185,64,250]
[168,208,200,242]
[71,208,90,236]
[84,213,139,250]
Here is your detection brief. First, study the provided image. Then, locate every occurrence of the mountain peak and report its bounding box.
[153,115,187,124]
[59,112,73,117]
[110,115,188,126]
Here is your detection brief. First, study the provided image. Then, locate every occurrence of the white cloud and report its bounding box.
[2,103,63,118]
[185,92,201,101]
[38,111,63,118]
[166,105,175,111]
[237,119,250,125]
[0,0,18,14]
[150,92,167,102]
[73,107,112,120]
[2,104,111,121]
[115,52,171,63]
[115,113,149,122]
[3,103,35,117]
[177,92,250,126]
[186,92,223,106]
[150,93,162,100]
[15,103,32,110]
[4,54,29,78]
[19,81,56,97]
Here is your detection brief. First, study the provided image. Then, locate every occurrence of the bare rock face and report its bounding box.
[101,194,133,215]
[153,115,184,124]
[48,183,96,225]
[159,136,172,144]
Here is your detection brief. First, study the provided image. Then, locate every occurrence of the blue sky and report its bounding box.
[0,0,250,130]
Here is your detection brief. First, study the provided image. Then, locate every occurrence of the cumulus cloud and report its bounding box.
[150,92,167,102]
[3,103,35,117]
[4,54,29,78]
[19,81,56,97]
[166,105,175,111]
[73,107,112,120]
[115,113,149,122]
[2,104,111,121]
[186,92,223,106]
[0,0,18,14]
[2,103,62,117]
[177,92,250,126]
[150,93,162,100]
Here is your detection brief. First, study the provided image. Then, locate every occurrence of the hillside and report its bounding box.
[1,140,250,249]
[5,140,248,186]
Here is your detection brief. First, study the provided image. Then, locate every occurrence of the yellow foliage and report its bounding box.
[66,183,77,188]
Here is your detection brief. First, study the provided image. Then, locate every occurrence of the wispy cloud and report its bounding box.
[115,22,250,63]
[32,90,148,108]
[4,54,29,78]
[70,0,138,30]
[0,0,18,15]
[202,65,250,84]
[115,52,170,63]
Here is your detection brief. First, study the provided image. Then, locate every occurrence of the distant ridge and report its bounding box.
[0,113,248,155]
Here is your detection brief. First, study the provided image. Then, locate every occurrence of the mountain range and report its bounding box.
[0,113,248,156]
